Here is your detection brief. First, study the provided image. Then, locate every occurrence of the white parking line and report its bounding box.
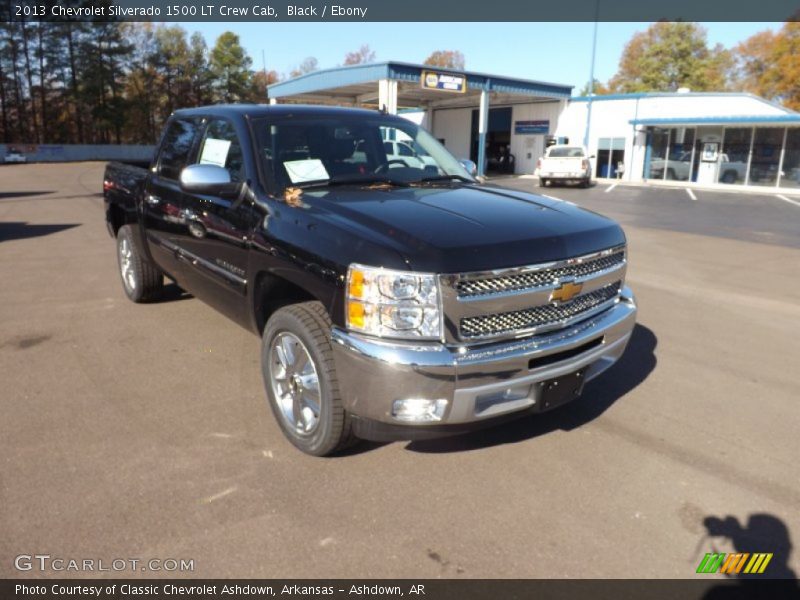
[686,188,697,201]
[542,194,565,202]
[604,182,619,194]
[775,194,800,208]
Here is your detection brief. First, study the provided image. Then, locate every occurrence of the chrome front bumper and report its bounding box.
[331,286,636,431]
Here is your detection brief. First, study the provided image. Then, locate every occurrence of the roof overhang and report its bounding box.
[630,115,800,127]
[268,61,572,110]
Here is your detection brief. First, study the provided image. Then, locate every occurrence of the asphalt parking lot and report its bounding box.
[1,163,799,579]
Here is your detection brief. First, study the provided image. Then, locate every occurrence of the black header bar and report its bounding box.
[2,0,800,23]
[3,579,800,600]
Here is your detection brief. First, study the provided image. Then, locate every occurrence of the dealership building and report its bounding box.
[268,61,800,192]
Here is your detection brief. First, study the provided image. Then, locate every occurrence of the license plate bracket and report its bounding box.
[539,369,586,411]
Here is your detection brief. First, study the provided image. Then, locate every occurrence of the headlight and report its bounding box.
[346,264,442,340]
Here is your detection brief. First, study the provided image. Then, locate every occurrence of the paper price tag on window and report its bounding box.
[284,159,330,184]
[199,138,231,167]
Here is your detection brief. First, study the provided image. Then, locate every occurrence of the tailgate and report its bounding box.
[543,158,582,174]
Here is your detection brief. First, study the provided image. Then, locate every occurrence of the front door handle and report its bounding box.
[145,194,161,206]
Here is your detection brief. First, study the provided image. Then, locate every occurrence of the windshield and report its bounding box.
[548,146,585,158]
[252,114,473,191]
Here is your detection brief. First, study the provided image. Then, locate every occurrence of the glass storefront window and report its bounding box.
[643,125,800,188]
[749,128,783,186]
[718,128,751,184]
[665,128,695,181]
[780,129,800,189]
[646,128,669,179]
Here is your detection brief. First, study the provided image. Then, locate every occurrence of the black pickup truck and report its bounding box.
[104,105,637,456]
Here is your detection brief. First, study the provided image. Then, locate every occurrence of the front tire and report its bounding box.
[539,177,548,187]
[261,301,356,456]
[116,225,163,303]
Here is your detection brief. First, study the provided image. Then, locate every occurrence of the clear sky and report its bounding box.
[178,21,782,93]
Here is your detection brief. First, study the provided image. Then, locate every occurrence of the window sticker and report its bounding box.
[284,159,330,183]
[199,138,231,167]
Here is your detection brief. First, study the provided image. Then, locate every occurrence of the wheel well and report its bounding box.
[253,272,318,333]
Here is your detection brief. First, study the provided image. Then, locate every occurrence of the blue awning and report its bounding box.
[630,115,800,126]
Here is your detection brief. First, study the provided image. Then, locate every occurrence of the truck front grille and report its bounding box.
[456,250,625,298]
[459,282,621,339]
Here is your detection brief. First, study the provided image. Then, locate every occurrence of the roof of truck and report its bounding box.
[172,104,390,120]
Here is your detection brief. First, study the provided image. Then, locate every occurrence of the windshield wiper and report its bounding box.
[292,175,411,190]
[414,174,475,185]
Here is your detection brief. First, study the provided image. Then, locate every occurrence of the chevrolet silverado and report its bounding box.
[103,105,636,456]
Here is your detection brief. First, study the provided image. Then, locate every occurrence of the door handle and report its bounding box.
[145,194,161,206]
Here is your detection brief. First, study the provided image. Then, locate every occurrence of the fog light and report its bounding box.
[392,398,448,422]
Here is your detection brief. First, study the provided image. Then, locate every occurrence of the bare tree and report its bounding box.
[423,50,465,70]
[344,45,375,65]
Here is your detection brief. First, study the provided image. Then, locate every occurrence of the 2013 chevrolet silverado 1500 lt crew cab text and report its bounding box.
[104,105,637,456]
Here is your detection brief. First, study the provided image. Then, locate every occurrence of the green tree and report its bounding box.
[609,22,732,93]
[78,21,133,143]
[210,31,253,103]
[187,32,214,107]
[153,26,191,117]
[423,50,465,70]
[121,23,160,143]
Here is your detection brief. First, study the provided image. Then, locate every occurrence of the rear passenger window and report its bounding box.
[197,119,245,182]
[158,118,202,181]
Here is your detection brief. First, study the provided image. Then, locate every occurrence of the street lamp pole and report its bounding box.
[583,5,599,150]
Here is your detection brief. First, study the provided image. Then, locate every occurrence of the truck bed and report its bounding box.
[103,161,149,237]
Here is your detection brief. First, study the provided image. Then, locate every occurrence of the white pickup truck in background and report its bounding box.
[536,145,592,188]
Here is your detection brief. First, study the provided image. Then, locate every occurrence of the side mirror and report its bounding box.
[459,158,478,177]
[589,155,596,159]
[179,164,240,197]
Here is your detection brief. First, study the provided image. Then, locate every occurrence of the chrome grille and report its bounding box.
[460,282,621,339]
[456,250,625,298]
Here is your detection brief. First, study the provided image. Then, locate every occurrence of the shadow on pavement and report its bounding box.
[404,323,657,454]
[0,190,54,200]
[160,282,194,302]
[0,221,80,242]
[699,512,799,599]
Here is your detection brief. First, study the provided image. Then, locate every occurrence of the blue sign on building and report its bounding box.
[514,120,550,134]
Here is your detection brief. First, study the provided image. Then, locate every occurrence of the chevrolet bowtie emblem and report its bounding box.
[550,281,583,303]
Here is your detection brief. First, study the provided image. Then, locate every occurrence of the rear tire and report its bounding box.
[116,225,163,303]
[539,178,548,187]
[261,301,357,456]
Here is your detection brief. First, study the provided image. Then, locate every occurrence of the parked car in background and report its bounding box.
[103,105,636,456]
[649,151,692,180]
[536,145,592,187]
[383,140,437,170]
[3,152,27,163]
[718,154,748,184]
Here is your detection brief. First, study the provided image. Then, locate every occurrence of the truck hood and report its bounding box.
[303,184,625,273]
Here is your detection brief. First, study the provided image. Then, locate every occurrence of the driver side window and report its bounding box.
[196,119,245,183]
